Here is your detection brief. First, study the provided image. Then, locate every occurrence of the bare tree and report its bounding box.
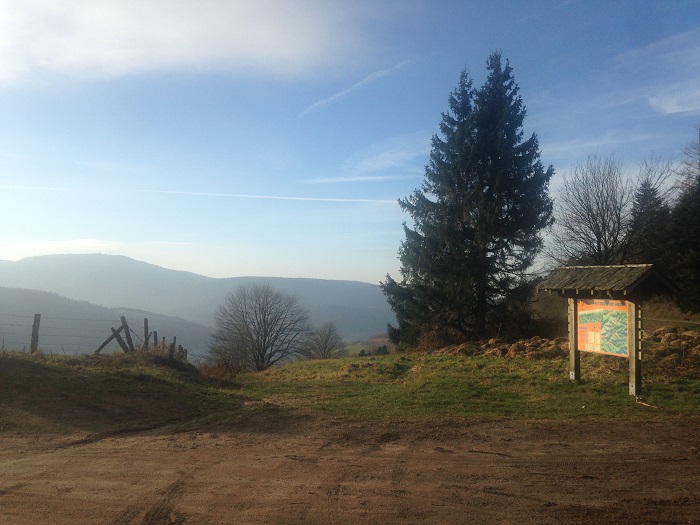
[208,283,310,371]
[299,322,346,360]
[547,154,674,266]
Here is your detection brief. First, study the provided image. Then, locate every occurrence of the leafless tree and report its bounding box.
[548,154,631,265]
[547,154,674,266]
[299,321,346,360]
[208,283,310,371]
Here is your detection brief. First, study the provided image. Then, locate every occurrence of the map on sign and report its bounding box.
[577,299,629,356]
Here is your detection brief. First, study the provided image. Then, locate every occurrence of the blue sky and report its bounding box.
[1,1,698,284]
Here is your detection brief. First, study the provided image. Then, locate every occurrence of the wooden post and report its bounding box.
[30,314,41,354]
[628,300,642,396]
[168,337,177,360]
[153,331,158,348]
[112,327,130,353]
[121,316,135,353]
[143,318,149,350]
[568,298,580,382]
[95,325,125,354]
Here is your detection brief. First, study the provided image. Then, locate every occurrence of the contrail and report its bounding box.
[299,60,411,117]
[140,189,396,204]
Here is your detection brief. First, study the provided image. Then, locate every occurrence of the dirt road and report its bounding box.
[1,407,699,524]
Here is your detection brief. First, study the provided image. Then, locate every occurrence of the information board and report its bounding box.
[577,299,629,356]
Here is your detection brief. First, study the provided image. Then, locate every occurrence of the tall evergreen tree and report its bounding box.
[381,53,553,343]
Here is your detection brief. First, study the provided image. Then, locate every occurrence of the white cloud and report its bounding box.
[0,0,365,84]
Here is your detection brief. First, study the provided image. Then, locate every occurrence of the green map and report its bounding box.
[579,309,628,355]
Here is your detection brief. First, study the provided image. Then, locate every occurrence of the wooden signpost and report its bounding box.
[539,264,671,397]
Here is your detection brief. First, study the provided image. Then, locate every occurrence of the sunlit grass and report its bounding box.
[238,353,700,421]
[2,349,698,430]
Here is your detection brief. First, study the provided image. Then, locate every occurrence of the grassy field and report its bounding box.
[2,349,699,430]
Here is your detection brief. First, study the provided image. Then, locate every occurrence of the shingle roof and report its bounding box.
[537,264,658,296]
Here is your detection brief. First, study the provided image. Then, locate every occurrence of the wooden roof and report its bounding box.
[537,264,662,296]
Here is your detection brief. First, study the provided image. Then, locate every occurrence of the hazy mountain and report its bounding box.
[0,254,394,341]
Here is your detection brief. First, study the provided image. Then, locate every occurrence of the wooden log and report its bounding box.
[30,314,41,354]
[121,316,135,353]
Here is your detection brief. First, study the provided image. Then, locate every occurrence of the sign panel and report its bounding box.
[577,299,628,356]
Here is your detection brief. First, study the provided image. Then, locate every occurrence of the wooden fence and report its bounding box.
[1,314,187,360]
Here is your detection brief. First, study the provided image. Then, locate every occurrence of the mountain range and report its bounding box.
[0,254,395,358]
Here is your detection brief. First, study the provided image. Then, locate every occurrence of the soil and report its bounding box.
[1,405,699,525]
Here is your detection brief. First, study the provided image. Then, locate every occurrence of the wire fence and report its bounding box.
[0,312,157,355]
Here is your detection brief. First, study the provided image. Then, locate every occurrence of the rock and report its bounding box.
[661,332,680,344]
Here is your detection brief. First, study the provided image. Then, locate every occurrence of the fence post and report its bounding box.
[121,316,135,353]
[168,337,176,360]
[30,314,41,354]
[111,327,130,353]
[143,318,149,349]
[95,324,125,354]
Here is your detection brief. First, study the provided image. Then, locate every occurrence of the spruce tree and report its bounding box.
[381,53,553,343]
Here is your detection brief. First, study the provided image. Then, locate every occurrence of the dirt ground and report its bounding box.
[1,406,699,525]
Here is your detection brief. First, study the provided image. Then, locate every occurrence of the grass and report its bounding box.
[1,349,698,432]
[0,351,241,433]
[240,353,700,421]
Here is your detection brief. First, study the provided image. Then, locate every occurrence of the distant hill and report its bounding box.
[0,254,395,342]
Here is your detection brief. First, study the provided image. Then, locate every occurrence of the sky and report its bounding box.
[0,1,699,284]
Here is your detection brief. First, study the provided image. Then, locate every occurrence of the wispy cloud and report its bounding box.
[140,189,396,204]
[302,174,420,184]
[542,131,657,164]
[649,83,700,115]
[612,27,700,116]
[299,60,411,117]
[0,1,365,84]
[342,131,430,174]
[1,184,397,204]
